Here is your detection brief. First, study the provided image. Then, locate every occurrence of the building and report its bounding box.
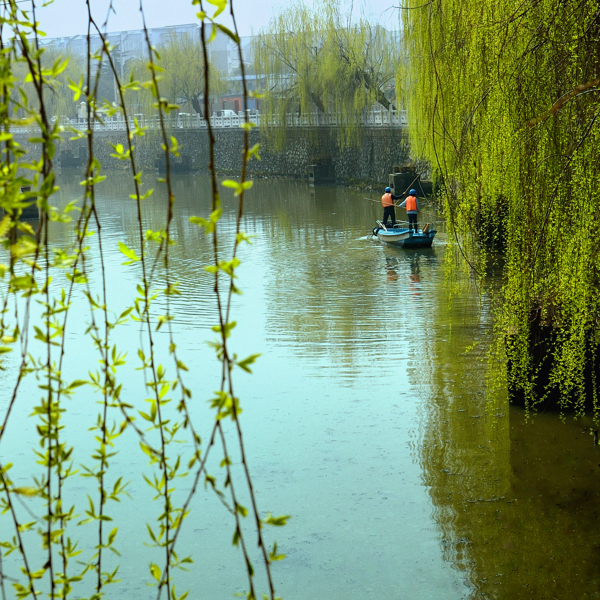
[39,24,253,80]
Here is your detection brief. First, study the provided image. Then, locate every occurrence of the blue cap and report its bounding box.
[385,187,391,192]
[409,189,417,195]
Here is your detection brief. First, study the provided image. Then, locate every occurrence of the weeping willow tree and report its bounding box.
[9,46,83,120]
[400,0,600,413]
[253,0,399,145]
[125,31,226,117]
[0,0,285,599]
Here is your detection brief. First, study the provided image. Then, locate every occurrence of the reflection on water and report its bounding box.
[414,264,600,598]
[1,172,598,599]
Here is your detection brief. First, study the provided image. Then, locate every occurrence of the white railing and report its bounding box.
[10,109,408,134]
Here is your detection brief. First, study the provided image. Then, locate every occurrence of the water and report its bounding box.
[1,172,599,599]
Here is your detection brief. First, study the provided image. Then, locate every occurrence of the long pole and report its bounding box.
[363,197,404,208]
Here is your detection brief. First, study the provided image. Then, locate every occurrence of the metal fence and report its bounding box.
[11,109,408,134]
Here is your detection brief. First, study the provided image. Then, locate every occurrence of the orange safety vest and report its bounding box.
[405,195,417,212]
[381,193,394,207]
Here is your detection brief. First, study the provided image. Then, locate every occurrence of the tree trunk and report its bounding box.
[191,95,203,116]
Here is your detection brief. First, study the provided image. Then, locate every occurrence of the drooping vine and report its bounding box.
[0,1,285,599]
[400,0,600,413]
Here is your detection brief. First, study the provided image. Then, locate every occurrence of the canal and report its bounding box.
[1,172,599,599]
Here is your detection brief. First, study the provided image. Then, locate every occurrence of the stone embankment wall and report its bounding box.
[14,126,411,187]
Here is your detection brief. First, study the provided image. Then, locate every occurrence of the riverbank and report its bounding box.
[14,125,415,188]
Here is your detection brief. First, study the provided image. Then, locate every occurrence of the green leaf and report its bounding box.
[222,179,252,196]
[269,542,286,562]
[118,241,140,263]
[216,23,240,43]
[11,487,38,498]
[237,353,261,373]
[107,528,118,545]
[206,0,227,18]
[150,563,161,581]
[68,379,88,389]
[264,513,291,527]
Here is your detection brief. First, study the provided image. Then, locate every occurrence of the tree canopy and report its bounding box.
[400,0,600,410]
[127,32,226,116]
[8,45,84,121]
[253,0,399,143]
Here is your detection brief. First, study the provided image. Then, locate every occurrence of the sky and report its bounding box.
[32,0,400,39]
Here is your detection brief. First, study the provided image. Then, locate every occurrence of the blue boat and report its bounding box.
[372,221,436,248]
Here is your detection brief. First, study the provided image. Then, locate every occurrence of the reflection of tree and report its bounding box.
[245,183,440,372]
[48,172,221,328]
[49,173,441,373]
[415,267,600,597]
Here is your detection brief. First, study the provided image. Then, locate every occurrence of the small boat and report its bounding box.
[372,221,436,248]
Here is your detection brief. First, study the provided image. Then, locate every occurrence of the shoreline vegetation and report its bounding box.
[399,0,600,415]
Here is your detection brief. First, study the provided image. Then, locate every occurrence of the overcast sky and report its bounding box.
[33,0,399,38]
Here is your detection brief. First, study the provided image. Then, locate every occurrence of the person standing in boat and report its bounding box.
[400,189,420,233]
[381,186,402,227]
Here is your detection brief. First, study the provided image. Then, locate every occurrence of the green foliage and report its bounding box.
[254,0,399,146]
[8,45,84,121]
[0,2,282,600]
[126,32,226,117]
[401,0,600,412]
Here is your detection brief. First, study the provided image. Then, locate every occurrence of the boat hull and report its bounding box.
[375,226,436,248]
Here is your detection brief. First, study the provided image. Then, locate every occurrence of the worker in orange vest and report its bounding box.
[399,189,420,233]
[381,186,402,227]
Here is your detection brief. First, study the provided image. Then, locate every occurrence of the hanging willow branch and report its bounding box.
[0,1,285,599]
[527,77,600,128]
[400,0,600,409]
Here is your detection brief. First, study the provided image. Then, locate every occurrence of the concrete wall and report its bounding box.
[15,126,411,187]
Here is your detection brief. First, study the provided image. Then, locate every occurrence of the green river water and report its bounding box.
[1,172,599,599]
